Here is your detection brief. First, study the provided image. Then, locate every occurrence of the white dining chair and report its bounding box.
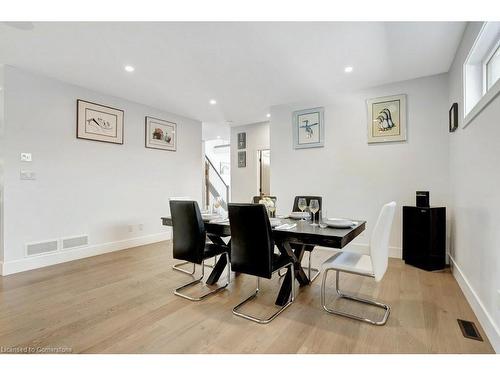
[320,201,396,326]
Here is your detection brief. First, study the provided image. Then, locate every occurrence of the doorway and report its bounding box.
[258,149,270,196]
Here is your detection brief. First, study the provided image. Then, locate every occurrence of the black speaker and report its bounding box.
[416,191,429,207]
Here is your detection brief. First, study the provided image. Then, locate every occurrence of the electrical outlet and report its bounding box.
[20,170,36,180]
[20,153,32,162]
[138,224,144,231]
[128,225,134,233]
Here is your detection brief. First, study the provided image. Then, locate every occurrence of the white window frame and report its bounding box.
[463,22,500,129]
[484,40,500,92]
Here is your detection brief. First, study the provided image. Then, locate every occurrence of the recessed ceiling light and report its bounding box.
[124,65,135,72]
[209,99,217,105]
[266,113,271,118]
[344,66,353,73]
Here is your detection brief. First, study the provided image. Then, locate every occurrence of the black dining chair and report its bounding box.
[170,200,231,301]
[228,203,295,324]
[291,195,323,282]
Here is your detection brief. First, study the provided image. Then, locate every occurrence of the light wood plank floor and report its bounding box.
[0,241,494,353]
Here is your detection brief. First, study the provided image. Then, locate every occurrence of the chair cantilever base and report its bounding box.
[232,263,295,324]
[172,255,218,275]
[174,253,230,301]
[321,269,390,326]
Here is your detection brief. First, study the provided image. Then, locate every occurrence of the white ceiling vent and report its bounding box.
[62,235,88,250]
[26,240,58,256]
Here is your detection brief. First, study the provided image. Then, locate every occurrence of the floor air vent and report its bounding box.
[26,240,58,256]
[457,319,483,341]
[62,235,88,250]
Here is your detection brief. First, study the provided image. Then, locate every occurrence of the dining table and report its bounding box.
[161,215,366,306]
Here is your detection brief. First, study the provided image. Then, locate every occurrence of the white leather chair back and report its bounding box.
[370,201,396,282]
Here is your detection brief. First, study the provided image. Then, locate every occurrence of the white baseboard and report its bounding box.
[449,254,500,353]
[1,231,172,276]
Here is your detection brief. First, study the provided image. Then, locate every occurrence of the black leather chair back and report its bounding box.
[169,200,206,264]
[292,196,323,221]
[252,195,277,204]
[228,204,274,279]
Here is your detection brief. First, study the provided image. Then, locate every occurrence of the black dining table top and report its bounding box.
[161,216,366,249]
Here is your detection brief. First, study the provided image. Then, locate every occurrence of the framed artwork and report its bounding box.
[366,94,407,143]
[238,151,246,168]
[449,102,458,132]
[293,107,324,149]
[237,132,246,149]
[145,116,177,151]
[77,99,124,144]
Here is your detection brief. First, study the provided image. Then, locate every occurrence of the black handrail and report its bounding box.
[205,156,229,190]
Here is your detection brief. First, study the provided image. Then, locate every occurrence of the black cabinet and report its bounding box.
[402,206,446,271]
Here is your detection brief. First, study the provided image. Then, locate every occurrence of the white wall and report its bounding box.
[230,122,269,203]
[1,66,202,274]
[0,65,4,263]
[448,22,500,351]
[270,74,450,256]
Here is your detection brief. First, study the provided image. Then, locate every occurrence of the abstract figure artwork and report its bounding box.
[292,107,325,149]
[77,99,124,144]
[366,94,407,143]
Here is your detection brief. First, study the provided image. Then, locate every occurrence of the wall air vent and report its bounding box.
[62,235,88,250]
[26,240,58,256]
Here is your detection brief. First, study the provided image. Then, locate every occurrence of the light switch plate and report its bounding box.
[20,170,36,180]
[21,153,32,162]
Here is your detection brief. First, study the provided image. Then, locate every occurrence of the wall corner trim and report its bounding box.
[1,231,172,276]
[449,254,500,353]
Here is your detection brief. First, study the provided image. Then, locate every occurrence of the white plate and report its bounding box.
[269,218,282,227]
[325,218,355,228]
[289,211,310,220]
[202,213,220,221]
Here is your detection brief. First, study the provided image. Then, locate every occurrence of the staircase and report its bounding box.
[204,156,230,211]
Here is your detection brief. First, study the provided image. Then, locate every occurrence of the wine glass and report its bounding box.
[309,199,320,226]
[268,201,276,218]
[297,198,307,221]
[319,209,328,229]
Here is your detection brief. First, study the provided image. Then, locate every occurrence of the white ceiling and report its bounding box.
[0,22,466,126]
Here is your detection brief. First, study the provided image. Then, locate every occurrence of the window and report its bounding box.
[463,22,500,127]
[486,43,500,91]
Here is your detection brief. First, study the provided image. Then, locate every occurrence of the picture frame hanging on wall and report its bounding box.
[77,99,124,144]
[449,102,458,132]
[238,151,246,168]
[292,107,325,149]
[366,94,407,143]
[237,132,246,149]
[145,116,177,151]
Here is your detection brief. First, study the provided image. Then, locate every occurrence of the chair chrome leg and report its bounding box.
[307,251,321,283]
[278,251,320,283]
[321,270,390,326]
[172,261,196,275]
[232,263,295,324]
[174,252,230,301]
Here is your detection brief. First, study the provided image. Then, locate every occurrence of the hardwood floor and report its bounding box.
[0,241,494,354]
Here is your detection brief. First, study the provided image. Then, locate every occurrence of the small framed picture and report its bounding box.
[145,116,177,151]
[238,151,246,168]
[449,102,458,132]
[366,94,407,143]
[237,132,246,149]
[77,99,124,144]
[293,107,324,149]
